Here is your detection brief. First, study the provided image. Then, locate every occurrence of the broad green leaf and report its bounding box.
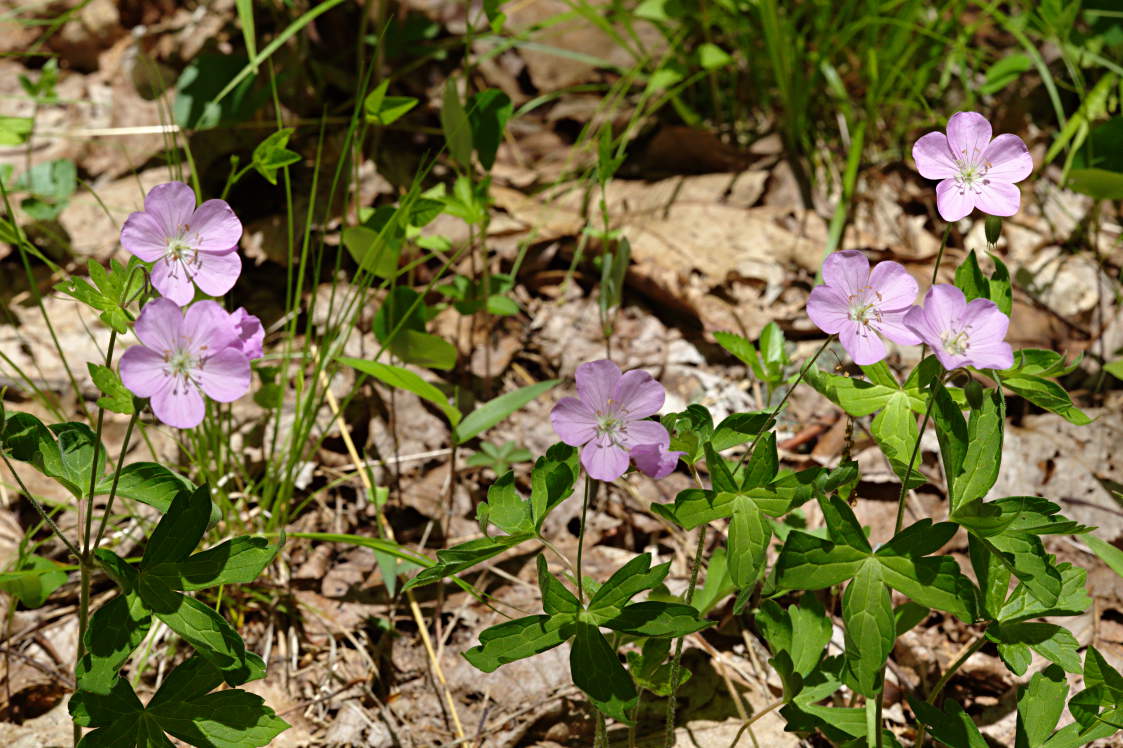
[908,697,987,748]
[1040,720,1117,748]
[775,531,869,591]
[478,471,532,536]
[363,79,418,126]
[704,441,738,493]
[988,622,1082,674]
[691,546,735,616]
[440,78,473,166]
[0,554,67,608]
[999,562,1089,623]
[710,411,771,452]
[148,680,288,747]
[384,329,458,370]
[77,593,151,694]
[714,331,764,380]
[342,224,401,280]
[146,591,253,685]
[338,357,461,427]
[981,53,1033,95]
[818,494,872,552]
[626,638,689,697]
[697,42,733,70]
[530,443,579,531]
[985,531,1062,608]
[1087,535,1123,579]
[876,554,977,622]
[804,366,898,417]
[1003,375,1091,425]
[250,128,300,185]
[728,495,770,587]
[871,392,925,489]
[930,380,967,502]
[968,534,1012,620]
[571,621,636,724]
[588,553,669,613]
[453,379,558,444]
[70,675,144,728]
[151,536,280,591]
[468,89,513,170]
[741,431,778,489]
[1067,168,1123,200]
[141,485,211,570]
[895,601,930,635]
[842,560,893,697]
[174,54,266,130]
[537,555,580,616]
[757,594,831,676]
[87,363,135,415]
[403,533,531,590]
[989,253,1012,315]
[3,412,92,498]
[955,250,990,303]
[1018,665,1068,748]
[596,601,712,637]
[0,116,32,146]
[463,614,573,672]
[94,463,210,521]
[955,388,1004,510]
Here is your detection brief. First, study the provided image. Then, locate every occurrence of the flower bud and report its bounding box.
[965,378,985,410]
[985,215,1002,246]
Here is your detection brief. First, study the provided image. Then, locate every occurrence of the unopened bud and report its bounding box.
[985,215,1002,246]
[965,379,984,410]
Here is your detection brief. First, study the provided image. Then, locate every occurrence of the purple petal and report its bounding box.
[120,212,169,262]
[551,397,599,446]
[198,348,251,402]
[150,258,197,306]
[922,285,968,333]
[875,310,923,346]
[961,298,1010,345]
[133,297,183,353]
[945,111,992,163]
[189,199,243,254]
[982,133,1032,183]
[119,346,168,397]
[903,306,939,348]
[581,439,630,481]
[807,285,850,335]
[867,261,918,310]
[143,182,196,239]
[230,308,264,360]
[912,132,958,179]
[975,180,1021,217]
[575,359,621,413]
[931,346,969,372]
[614,369,665,419]
[182,300,238,354]
[966,342,1014,370]
[935,179,976,222]
[191,249,242,297]
[839,323,887,366]
[150,379,206,429]
[631,444,684,479]
[621,419,670,450]
[820,250,870,296]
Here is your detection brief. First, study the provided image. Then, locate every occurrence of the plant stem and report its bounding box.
[871,680,884,748]
[735,335,834,473]
[930,222,951,286]
[893,394,936,535]
[663,522,707,747]
[92,409,140,549]
[912,633,986,748]
[576,477,596,603]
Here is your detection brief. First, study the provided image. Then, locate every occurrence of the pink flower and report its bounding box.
[912,111,1032,222]
[550,360,677,481]
[806,251,921,365]
[903,285,1013,371]
[121,182,243,306]
[120,298,251,429]
[229,307,264,360]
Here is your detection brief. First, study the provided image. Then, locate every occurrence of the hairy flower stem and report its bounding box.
[930,223,951,286]
[735,335,835,474]
[92,409,140,549]
[912,633,986,748]
[576,477,597,603]
[663,522,707,748]
[893,394,936,536]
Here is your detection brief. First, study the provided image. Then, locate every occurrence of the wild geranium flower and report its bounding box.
[120,298,251,429]
[903,285,1014,371]
[550,359,677,481]
[913,111,1033,222]
[806,250,921,366]
[121,182,243,306]
[630,443,685,480]
[229,307,264,360]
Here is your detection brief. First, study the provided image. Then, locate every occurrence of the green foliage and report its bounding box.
[251,128,301,185]
[13,159,76,220]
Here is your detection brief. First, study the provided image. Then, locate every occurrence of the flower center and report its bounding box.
[941,328,971,356]
[163,226,202,279]
[163,346,203,395]
[847,287,883,330]
[594,400,628,446]
[954,148,992,195]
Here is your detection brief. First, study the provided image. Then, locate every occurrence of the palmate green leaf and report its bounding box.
[93,462,202,518]
[1003,375,1092,425]
[338,357,461,427]
[704,441,737,493]
[775,531,869,591]
[984,530,1062,608]
[530,443,578,532]
[341,224,401,280]
[728,495,770,587]
[142,485,211,569]
[691,546,735,616]
[969,534,1013,620]
[652,466,824,530]
[710,411,771,452]
[440,78,473,166]
[537,555,580,616]
[908,697,988,748]
[596,601,711,637]
[818,494,872,552]
[663,405,715,460]
[588,553,669,613]
[87,363,135,415]
[403,533,532,590]
[804,365,899,417]
[478,471,533,536]
[464,614,574,673]
[149,536,281,592]
[1039,720,1118,748]
[756,594,831,676]
[741,431,779,489]
[931,380,967,502]
[1017,665,1068,748]
[364,79,419,126]
[876,522,977,622]
[999,562,1088,623]
[0,554,67,608]
[571,621,637,725]
[714,331,765,381]
[1086,535,1123,579]
[250,128,301,185]
[955,388,1004,511]
[842,559,894,697]
[467,89,513,170]
[955,250,990,303]
[988,622,1082,675]
[989,253,1013,316]
[2,412,100,498]
[77,593,151,694]
[452,379,558,444]
[626,638,690,697]
[871,392,926,489]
